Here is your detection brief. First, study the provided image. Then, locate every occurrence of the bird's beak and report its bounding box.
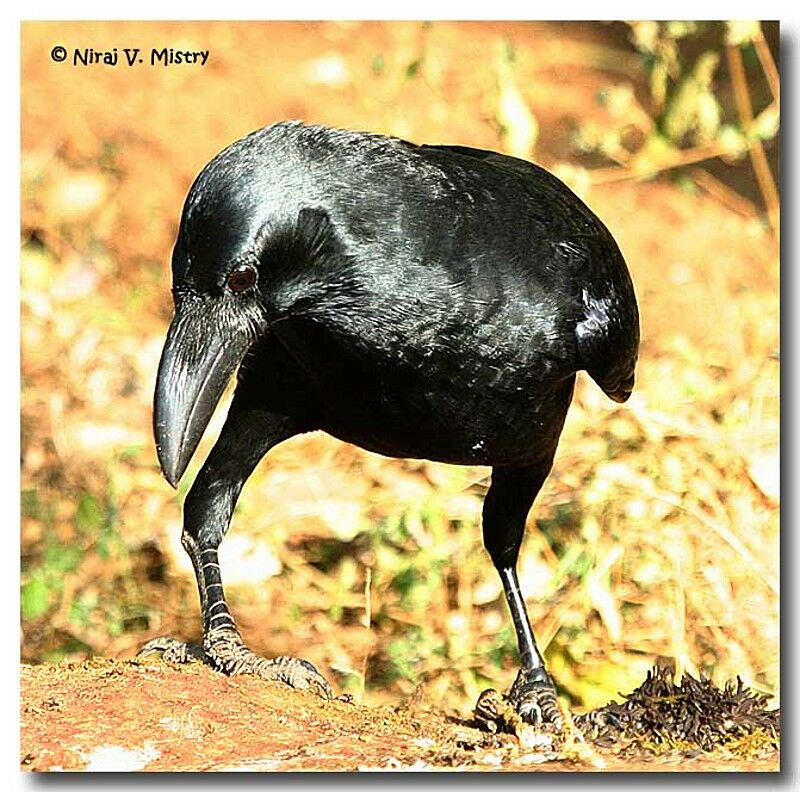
[153,296,252,488]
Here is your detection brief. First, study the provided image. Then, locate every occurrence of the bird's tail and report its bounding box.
[574,262,640,404]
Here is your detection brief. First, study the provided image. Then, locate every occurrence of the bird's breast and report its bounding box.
[266,304,575,466]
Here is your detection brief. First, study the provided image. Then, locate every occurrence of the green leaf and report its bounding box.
[69,598,93,629]
[117,444,143,461]
[21,490,40,520]
[405,59,422,79]
[75,494,103,535]
[42,542,81,574]
[393,566,421,602]
[21,577,51,619]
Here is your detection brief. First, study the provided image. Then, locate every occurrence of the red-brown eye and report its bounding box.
[227,265,257,293]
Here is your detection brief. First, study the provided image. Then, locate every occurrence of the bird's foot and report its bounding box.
[136,629,333,700]
[508,667,564,731]
[474,688,517,734]
[203,626,334,700]
[474,668,564,735]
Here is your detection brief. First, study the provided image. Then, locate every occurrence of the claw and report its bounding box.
[135,632,333,700]
[262,655,334,700]
[204,627,334,699]
[518,698,544,726]
[509,670,564,731]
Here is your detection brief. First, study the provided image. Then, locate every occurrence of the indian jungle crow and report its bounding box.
[139,121,640,729]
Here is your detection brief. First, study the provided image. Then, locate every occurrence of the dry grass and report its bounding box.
[20,21,779,718]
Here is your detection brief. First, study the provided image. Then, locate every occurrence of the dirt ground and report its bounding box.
[20,659,778,772]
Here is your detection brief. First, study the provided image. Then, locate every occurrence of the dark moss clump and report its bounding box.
[574,665,779,758]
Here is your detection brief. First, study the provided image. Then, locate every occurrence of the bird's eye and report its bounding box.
[227,265,257,293]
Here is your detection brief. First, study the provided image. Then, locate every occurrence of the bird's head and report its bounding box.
[153,139,278,488]
[154,124,369,487]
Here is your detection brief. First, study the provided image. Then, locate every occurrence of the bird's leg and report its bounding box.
[138,406,333,700]
[476,463,564,732]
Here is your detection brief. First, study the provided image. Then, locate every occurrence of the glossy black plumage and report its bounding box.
[145,121,640,724]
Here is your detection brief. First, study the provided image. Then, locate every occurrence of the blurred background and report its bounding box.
[20,20,779,714]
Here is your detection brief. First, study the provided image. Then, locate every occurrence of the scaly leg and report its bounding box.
[138,405,332,699]
[476,462,563,730]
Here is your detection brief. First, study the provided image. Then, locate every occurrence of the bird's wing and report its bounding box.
[420,144,640,405]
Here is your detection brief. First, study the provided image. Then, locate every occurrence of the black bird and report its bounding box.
[140,121,639,728]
